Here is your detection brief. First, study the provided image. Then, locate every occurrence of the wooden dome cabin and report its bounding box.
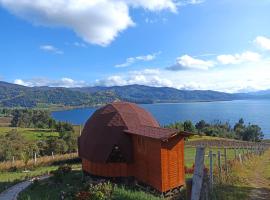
[78,102,190,194]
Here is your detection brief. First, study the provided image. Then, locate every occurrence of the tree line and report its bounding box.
[0,109,78,162]
[165,118,264,142]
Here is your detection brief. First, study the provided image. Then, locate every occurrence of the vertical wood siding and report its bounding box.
[161,135,185,192]
[81,134,185,193]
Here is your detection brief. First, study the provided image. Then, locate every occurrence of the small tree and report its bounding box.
[183,120,195,132]
[21,151,30,170]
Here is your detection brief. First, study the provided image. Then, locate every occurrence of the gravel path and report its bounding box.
[0,175,50,200]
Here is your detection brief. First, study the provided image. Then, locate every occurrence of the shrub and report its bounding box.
[51,164,72,183]
[58,164,72,174]
[87,182,114,200]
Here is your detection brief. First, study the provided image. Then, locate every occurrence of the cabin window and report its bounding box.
[107,145,126,163]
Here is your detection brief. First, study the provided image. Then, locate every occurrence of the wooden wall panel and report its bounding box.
[82,134,185,193]
[82,158,128,177]
[161,135,185,192]
[131,135,162,191]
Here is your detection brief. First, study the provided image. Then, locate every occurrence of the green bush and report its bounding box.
[51,165,72,183]
[87,182,114,200]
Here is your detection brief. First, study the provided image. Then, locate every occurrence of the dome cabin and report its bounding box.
[78,102,190,194]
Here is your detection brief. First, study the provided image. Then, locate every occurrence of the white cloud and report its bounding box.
[167,55,215,71]
[96,68,173,87]
[126,0,177,12]
[14,77,87,88]
[0,0,178,46]
[115,52,160,68]
[40,45,63,54]
[176,0,205,6]
[217,51,261,65]
[254,36,270,50]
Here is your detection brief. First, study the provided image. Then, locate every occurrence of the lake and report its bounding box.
[52,100,270,139]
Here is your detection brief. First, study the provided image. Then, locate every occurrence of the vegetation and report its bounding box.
[2,81,268,109]
[166,118,264,142]
[0,81,118,108]
[0,109,79,162]
[19,167,161,200]
[212,150,270,200]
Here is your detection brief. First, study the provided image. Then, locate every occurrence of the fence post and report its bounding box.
[191,147,205,200]
[209,150,213,190]
[239,154,242,165]
[34,152,37,165]
[224,148,228,174]
[52,152,54,159]
[217,150,221,178]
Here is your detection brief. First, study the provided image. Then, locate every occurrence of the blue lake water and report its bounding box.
[51,100,270,139]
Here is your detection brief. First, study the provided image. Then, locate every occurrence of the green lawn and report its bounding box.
[0,127,59,141]
[18,168,161,200]
[0,165,58,193]
[184,146,247,167]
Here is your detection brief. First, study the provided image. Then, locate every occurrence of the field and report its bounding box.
[1,127,269,199]
[0,125,81,141]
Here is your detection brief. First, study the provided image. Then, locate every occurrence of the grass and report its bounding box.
[0,127,59,141]
[188,135,236,141]
[184,146,248,167]
[0,165,58,193]
[0,153,78,171]
[211,150,270,200]
[18,168,161,200]
[0,125,81,141]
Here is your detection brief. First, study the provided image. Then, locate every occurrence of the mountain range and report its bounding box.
[0,81,269,108]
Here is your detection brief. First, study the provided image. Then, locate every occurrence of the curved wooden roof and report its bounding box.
[78,102,180,163]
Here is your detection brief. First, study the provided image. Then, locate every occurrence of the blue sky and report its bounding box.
[0,0,270,92]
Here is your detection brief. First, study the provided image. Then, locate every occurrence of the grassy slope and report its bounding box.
[213,150,270,200]
[0,125,81,141]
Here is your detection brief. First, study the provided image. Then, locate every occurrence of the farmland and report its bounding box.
[0,118,269,200]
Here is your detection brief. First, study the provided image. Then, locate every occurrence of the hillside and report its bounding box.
[0,81,119,108]
[71,84,240,104]
[0,81,269,108]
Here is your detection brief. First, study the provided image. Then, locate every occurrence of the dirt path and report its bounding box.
[0,175,50,200]
[248,151,270,200]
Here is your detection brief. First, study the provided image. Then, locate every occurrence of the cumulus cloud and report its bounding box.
[96,68,173,87]
[14,77,87,88]
[40,45,63,54]
[254,36,270,50]
[167,55,215,71]
[115,52,160,68]
[0,0,178,46]
[217,51,261,65]
[176,0,205,6]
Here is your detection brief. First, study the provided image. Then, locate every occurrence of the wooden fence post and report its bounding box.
[34,152,37,165]
[217,151,221,178]
[239,154,242,165]
[191,147,205,200]
[209,150,213,190]
[224,148,228,174]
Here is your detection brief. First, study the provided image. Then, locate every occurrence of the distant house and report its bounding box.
[78,102,190,194]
